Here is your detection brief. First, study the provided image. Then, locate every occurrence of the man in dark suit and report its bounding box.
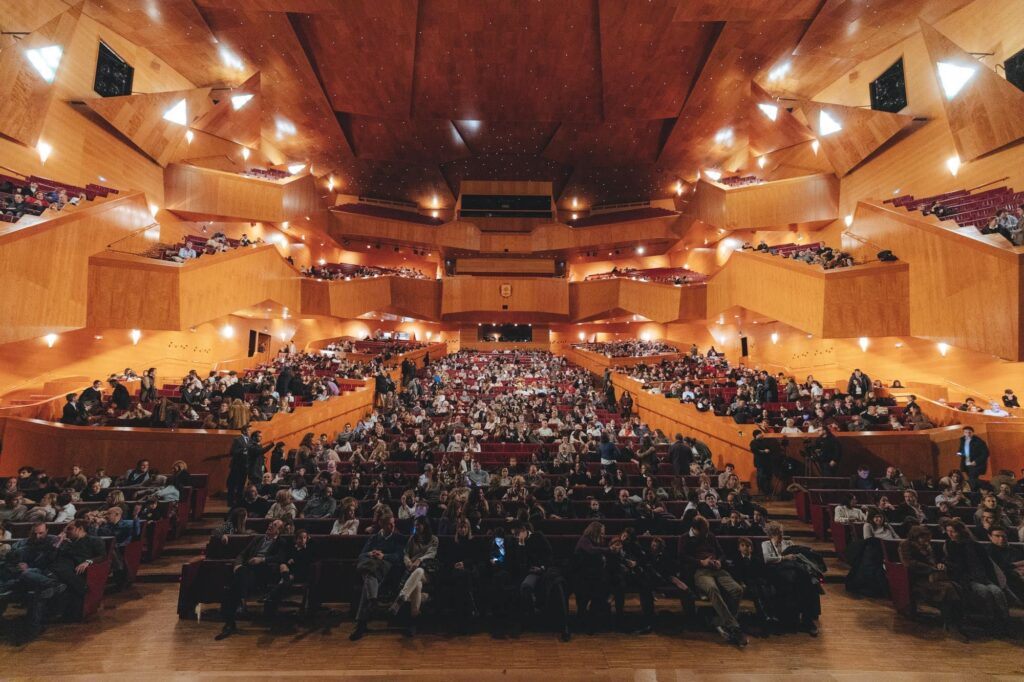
[60,393,86,426]
[216,519,289,640]
[274,366,294,398]
[227,426,251,506]
[750,430,774,498]
[956,426,989,487]
[79,380,102,407]
[669,433,691,475]
[847,369,871,399]
[0,521,60,638]
[108,378,131,411]
[246,430,274,485]
[50,519,107,622]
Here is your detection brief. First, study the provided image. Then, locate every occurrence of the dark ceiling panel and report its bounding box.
[560,164,680,205]
[334,157,455,207]
[439,153,573,202]
[290,2,418,118]
[343,115,471,163]
[544,120,667,166]
[451,120,560,156]
[598,1,719,120]
[411,0,603,121]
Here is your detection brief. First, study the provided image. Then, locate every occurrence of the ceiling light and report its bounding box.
[946,155,961,177]
[572,197,578,209]
[432,210,439,218]
[318,258,326,266]
[275,116,297,138]
[768,62,791,81]
[130,329,142,345]
[185,129,194,143]
[770,332,779,345]
[811,139,820,154]
[431,195,440,209]
[937,61,976,100]
[163,99,187,126]
[704,169,722,181]
[231,94,254,110]
[636,246,645,255]
[714,128,734,145]
[36,141,52,164]
[757,156,766,169]
[572,213,578,220]
[758,103,778,121]
[844,214,853,227]
[819,110,842,136]
[858,337,869,352]
[220,324,235,339]
[287,163,305,174]
[25,45,62,83]
[218,45,244,71]
[43,332,58,348]
[937,342,950,356]
[241,147,250,160]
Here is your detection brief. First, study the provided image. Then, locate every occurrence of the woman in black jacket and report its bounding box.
[573,521,615,633]
[445,517,481,631]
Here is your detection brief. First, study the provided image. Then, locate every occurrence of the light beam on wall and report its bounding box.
[44,332,58,348]
[844,214,853,227]
[946,155,961,177]
[185,129,194,144]
[937,61,976,100]
[858,337,869,352]
[703,169,722,181]
[130,329,142,345]
[768,62,790,81]
[36,140,52,164]
[811,139,820,154]
[287,163,306,174]
[25,45,63,83]
[757,156,766,169]
[757,103,778,121]
[770,332,779,345]
[937,342,950,356]
[241,147,250,160]
[163,99,187,126]
[220,324,235,339]
[819,110,842,136]
[231,94,254,110]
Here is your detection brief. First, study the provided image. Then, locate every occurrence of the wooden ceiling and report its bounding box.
[55,0,975,205]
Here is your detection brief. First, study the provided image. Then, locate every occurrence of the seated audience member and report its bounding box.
[681,515,747,647]
[122,459,151,486]
[834,495,867,523]
[173,241,198,263]
[50,519,107,622]
[0,522,62,639]
[943,519,1010,633]
[1002,389,1020,409]
[388,516,438,636]
[986,526,1024,605]
[899,525,968,640]
[350,513,406,641]
[60,393,86,425]
[762,523,821,635]
[507,520,570,641]
[215,519,288,640]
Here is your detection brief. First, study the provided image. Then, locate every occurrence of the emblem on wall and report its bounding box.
[500,283,512,298]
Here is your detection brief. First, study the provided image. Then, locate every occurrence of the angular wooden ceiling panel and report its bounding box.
[192,71,262,148]
[746,81,815,156]
[84,87,213,166]
[671,0,821,22]
[290,2,418,119]
[440,153,573,203]
[920,21,1024,162]
[411,0,604,121]
[0,4,80,147]
[335,157,455,208]
[798,100,916,176]
[598,2,718,120]
[451,121,560,156]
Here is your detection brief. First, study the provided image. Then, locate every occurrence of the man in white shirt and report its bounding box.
[174,241,197,263]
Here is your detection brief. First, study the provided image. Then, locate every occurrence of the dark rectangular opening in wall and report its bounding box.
[1006,48,1024,92]
[248,331,258,357]
[477,324,533,342]
[740,336,749,357]
[870,57,907,113]
[94,41,134,97]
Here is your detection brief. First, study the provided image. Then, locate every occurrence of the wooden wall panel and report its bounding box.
[389,278,442,320]
[441,277,569,318]
[847,201,1022,359]
[165,163,311,222]
[569,279,622,321]
[919,21,1024,162]
[192,71,263,148]
[798,101,916,177]
[0,193,156,345]
[689,174,839,230]
[820,261,911,338]
[456,258,555,275]
[0,5,80,147]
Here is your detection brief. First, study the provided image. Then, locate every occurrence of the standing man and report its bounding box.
[956,426,989,488]
[246,430,274,486]
[749,429,774,499]
[847,369,871,400]
[669,433,691,476]
[227,425,251,506]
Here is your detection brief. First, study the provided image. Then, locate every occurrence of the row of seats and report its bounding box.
[584,266,707,285]
[718,175,763,188]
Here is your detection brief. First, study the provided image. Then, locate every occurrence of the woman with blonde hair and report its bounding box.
[227,398,250,429]
[267,489,297,520]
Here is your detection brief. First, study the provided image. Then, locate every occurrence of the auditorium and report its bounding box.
[1,1,1024,678]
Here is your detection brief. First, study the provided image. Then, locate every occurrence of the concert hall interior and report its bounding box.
[1,1,1024,678]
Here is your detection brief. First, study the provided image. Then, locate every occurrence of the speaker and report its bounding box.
[740,336,749,357]
[94,42,134,97]
[877,249,898,262]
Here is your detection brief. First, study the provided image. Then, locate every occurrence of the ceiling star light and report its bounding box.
[819,110,842,136]
[25,45,63,83]
[937,61,976,99]
[231,94,253,110]
[758,103,778,121]
[163,99,187,126]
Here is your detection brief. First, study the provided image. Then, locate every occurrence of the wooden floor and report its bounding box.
[1,582,1022,680]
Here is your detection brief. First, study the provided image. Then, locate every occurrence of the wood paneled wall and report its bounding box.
[164,164,323,223]
[568,280,706,324]
[441,277,569,318]
[846,201,1022,359]
[689,174,839,230]
[0,192,157,346]
[456,258,555,275]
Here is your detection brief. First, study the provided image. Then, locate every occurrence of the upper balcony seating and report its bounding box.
[303,262,431,281]
[886,185,1024,234]
[718,175,764,188]
[333,202,444,226]
[584,265,707,285]
[0,172,116,225]
[567,207,677,228]
[239,167,290,181]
